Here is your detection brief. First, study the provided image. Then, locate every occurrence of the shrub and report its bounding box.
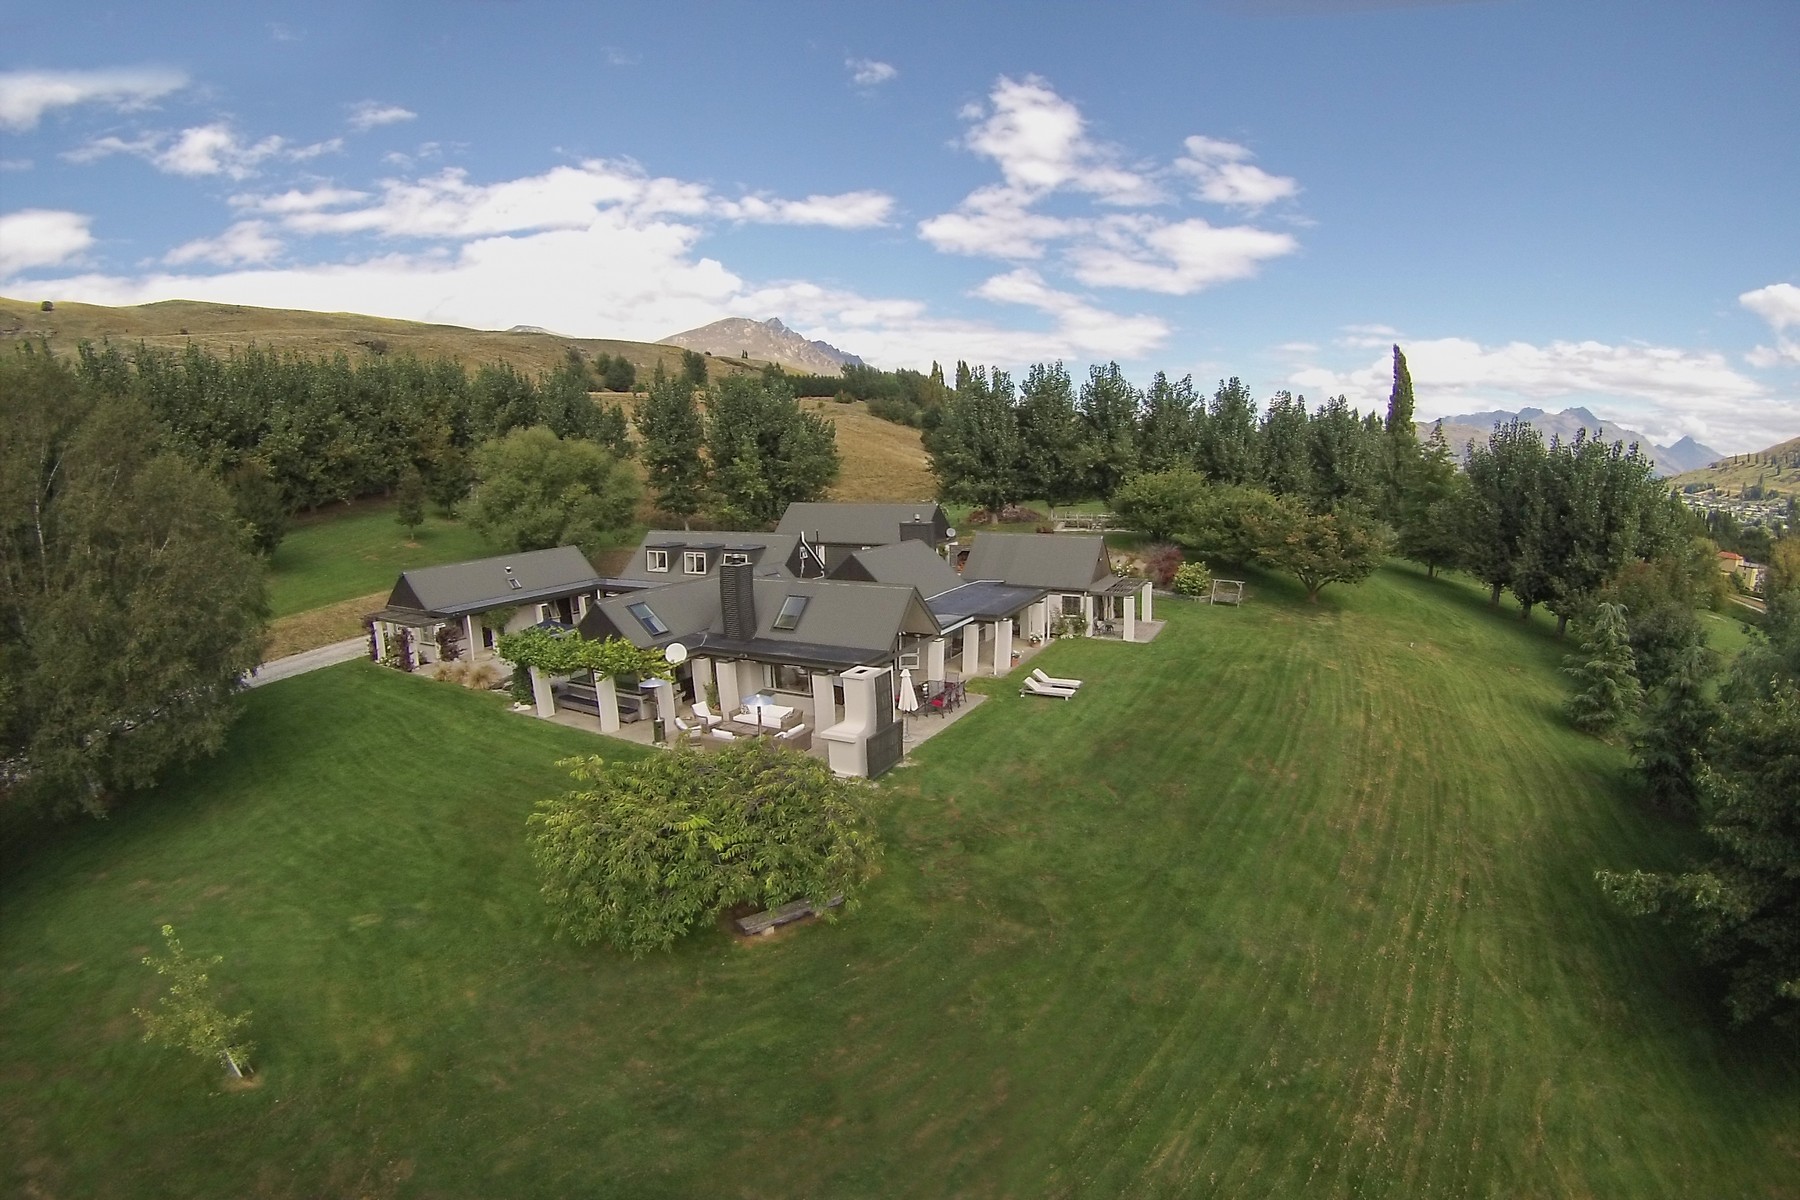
[1173,561,1214,597]
[465,662,502,690]
[434,661,470,686]
[1144,543,1183,588]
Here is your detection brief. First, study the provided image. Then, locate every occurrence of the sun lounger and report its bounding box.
[1031,667,1083,690]
[1021,676,1077,699]
[691,701,723,728]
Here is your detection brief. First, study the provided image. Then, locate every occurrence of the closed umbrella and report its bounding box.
[897,668,919,715]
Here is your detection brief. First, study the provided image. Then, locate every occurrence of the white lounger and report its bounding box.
[691,701,724,728]
[1021,676,1077,699]
[1031,667,1083,690]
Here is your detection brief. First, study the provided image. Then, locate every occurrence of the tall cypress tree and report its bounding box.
[1382,344,1422,521]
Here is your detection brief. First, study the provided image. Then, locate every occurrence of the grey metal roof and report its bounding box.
[775,502,951,547]
[928,580,1046,622]
[958,533,1112,592]
[579,574,941,661]
[829,540,963,597]
[611,530,805,585]
[384,546,602,618]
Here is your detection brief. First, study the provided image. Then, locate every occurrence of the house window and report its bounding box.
[897,650,921,670]
[722,551,751,566]
[684,551,707,574]
[1062,594,1083,615]
[626,602,669,636]
[772,664,808,693]
[646,549,669,573]
[772,595,809,631]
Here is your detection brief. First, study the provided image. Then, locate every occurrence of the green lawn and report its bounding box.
[267,504,496,617]
[3,568,1796,1198]
[1700,606,1761,663]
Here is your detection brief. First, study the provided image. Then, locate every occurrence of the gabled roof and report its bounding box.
[829,539,962,597]
[385,546,601,618]
[959,533,1113,592]
[578,575,941,670]
[776,502,951,547]
[604,529,805,587]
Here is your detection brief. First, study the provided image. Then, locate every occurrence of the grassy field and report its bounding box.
[267,503,497,618]
[3,568,1796,1198]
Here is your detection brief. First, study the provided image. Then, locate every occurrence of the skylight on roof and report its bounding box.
[626,601,669,636]
[771,594,809,631]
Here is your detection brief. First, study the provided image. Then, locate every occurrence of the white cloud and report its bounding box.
[230,185,371,214]
[1741,282,1800,367]
[1287,335,1792,452]
[0,158,31,171]
[67,122,326,180]
[0,67,186,131]
[1174,135,1299,210]
[164,220,282,267]
[0,209,94,276]
[717,190,894,229]
[1067,215,1298,294]
[847,58,898,87]
[347,101,416,133]
[921,75,1301,296]
[970,268,1169,357]
[959,74,1161,205]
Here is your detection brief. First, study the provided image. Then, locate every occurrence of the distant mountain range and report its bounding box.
[1667,435,1800,499]
[659,317,864,376]
[1417,406,1722,476]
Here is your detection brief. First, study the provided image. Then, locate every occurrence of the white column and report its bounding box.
[529,666,555,718]
[993,620,1012,676]
[961,625,980,676]
[464,615,479,660]
[717,660,743,712]
[1080,594,1094,634]
[690,656,716,710]
[926,636,947,685]
[1026,599,1046,642]
[371,622,388,662]
[1141,581,1153,623]
[811,670,838,728]
[1123,594,1136,642]
[597,675,620,733]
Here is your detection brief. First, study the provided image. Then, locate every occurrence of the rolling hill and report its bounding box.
[1667,434,1800,498]
[659,316,864,375]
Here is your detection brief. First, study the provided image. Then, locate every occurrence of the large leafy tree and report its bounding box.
[467,425,638,552]
[930,365,1022,518]
[1307,393,1380,514]
[1534,432,1672,635]
[1197,377,1261,485]
[1460,419,1548,608]
[1111,468,1209,543]
[1395,422,1466,577]
[1136,371,1199,475]
[528,742,881,956]
[0,349,267,817]
[705,375,840,527]
[1259,391,1313,502]
[633,374,708,526]
[1078,361,1141,500]
[1598,601,1800,1028]
[1247,497,1393,603]
[1013,361,1086,506]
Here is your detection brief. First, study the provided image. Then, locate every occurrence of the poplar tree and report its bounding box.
[1136,371,1199,475]
[1014,361,1086,506]
[1381,344,1422,520]
[1078,362,1141,499]
[1197,377,1261,485]
[930,366,1021,518]
[634,375,708,526]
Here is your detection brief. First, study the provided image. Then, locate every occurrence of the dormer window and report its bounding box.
[772,595,809,631]
[683,550,707,574]
[721,551,752,566]
[646,549,669,573]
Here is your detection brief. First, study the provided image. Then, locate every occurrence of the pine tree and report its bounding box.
[1395,421,1464,577]
[1630,640,1718,812]
[1563,602,1643,734]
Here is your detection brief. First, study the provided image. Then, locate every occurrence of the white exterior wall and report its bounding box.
[596,675,621,732]
[717,659,744,712]
[961,625,980,676]
[690,656,717,708]
[811,670,839,728]
[993,621,1012,676]
[926,636,947,684]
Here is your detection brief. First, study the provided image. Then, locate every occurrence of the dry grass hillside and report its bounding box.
[1668,435,1800,498]
[0,295,773,381]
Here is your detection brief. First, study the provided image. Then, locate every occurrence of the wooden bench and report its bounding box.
[733,895,844,936]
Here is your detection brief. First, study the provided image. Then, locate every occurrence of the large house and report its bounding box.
[369,504,1158,777]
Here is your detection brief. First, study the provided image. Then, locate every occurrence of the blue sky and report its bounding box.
[2,0,1796,451]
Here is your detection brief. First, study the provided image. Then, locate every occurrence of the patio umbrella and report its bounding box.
[897,668,919,715]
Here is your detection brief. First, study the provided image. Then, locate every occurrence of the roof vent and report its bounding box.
[505,566,523,590]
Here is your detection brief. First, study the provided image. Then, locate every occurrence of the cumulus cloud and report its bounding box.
[0,66,186,131]
[164,220,283,267]
[67,122,337,180]
[921,75,1300,297]
[1286,334,1793,452]
[0,208,94,276]
[847,58,898,87]
[1174,135,1299,210]
[1741,282,1800,367]
[347,101,416,132]
[717,190,894,229]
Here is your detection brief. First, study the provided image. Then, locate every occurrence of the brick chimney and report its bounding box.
[719,562,756,640]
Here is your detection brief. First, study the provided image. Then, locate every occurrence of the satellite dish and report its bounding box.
[945,526,957,539]
[664,641,689,665]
